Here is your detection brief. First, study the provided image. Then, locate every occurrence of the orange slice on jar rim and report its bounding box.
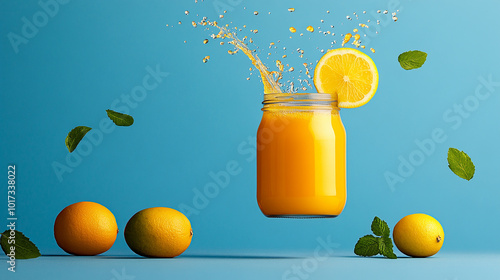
[313,48,379,108]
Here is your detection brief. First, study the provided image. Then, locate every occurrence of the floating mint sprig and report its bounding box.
[398,50,427,70]
[447,148,475,180]
[64,110,134,152]
[106,109,134,126]
[65,126,92,153]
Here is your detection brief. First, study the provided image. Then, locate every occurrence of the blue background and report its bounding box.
[1,0,500,278]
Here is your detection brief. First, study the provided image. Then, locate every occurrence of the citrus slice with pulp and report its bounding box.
[313,48,378,108]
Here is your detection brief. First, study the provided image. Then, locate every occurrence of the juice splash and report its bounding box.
[210,22,282,94]
[175,6,399,95]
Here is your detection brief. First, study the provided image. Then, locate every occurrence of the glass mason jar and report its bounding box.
[257,93,346,218]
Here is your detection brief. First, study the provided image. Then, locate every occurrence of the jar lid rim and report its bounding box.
[263,93,338,103]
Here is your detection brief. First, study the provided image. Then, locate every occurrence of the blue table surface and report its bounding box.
[2,251,499,280]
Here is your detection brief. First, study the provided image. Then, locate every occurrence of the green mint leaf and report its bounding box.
[106,109,134,126]
[354,235,380,257]
[371,216,390,237]
[447,148,475,180]
[398,50,427,70]
[1,230,41,259]
[65,126,92,153]
[384,250,397,259]
[378,236,397,259]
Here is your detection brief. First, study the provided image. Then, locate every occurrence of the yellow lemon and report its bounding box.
[54,201,118,256]
[124,207,193,258]
[393,213,444,257]
[313,48,378,108]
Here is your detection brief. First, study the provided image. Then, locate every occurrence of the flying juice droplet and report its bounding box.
[276,60,284,72]
[289,27,296,33]
[352,34,361,47]
[306,26,314,32]
[342,33,352,46]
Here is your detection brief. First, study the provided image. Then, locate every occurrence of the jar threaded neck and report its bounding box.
[262,93,338,111]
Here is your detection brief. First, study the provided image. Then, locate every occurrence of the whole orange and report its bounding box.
[124,207,192,258]
[54,201,118,255]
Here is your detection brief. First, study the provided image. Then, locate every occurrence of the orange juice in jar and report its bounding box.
[257,93,346,218]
